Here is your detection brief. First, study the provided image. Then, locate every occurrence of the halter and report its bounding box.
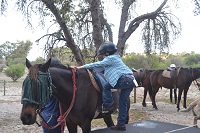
[38,68,77,133]
[21,71,52,106]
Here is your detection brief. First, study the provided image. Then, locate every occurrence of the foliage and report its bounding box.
[184,53,200,67]
[31,57,45,64]
[0,40,32,65]
[4,64,25,82]
[122,53,167,70]
[122,52,200,70]
[9,40,32,59]
[0,0,182,65]
[123,54,150,69]
[193,0,200,15]
[142,9,181,55]
[164,54,186,67]
[0,41,17,60]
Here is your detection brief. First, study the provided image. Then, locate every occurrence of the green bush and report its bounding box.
[4,64,25,81]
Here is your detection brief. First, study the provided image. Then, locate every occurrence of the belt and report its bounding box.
[123,74,134,78]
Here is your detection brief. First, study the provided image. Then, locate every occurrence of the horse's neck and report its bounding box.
[191,68,200,80]
[50,68,74,103]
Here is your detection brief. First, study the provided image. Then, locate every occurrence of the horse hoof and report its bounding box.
[193,125,198,128]
[142,103,146,107]
[153,107,158,110]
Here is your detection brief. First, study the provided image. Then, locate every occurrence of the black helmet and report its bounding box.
[98,41,117,55]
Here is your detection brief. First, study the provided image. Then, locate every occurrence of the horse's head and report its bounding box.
[20,58,52,125]
[132,68,145,86]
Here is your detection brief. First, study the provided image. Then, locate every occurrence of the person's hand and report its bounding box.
[70,66,84,69]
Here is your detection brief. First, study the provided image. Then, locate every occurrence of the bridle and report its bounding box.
[37,69,77,133]
[22,68,77,133]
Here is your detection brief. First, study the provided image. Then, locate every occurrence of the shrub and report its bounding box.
[4,64,25,81]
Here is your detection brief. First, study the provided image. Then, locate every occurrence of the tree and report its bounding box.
[0,41,17,61]
[193,0,200,15]
[1,0,181,65]
[0,40,32,65]
[4,64,25,81]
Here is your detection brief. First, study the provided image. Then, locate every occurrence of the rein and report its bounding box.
[38,68,77,132]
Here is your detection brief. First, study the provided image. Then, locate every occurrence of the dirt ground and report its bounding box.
[0,72,200,133]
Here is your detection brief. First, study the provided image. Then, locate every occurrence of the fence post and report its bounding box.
[134,87,136,103]
[3,80,6,96]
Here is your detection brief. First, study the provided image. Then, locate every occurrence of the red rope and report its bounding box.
[42,68,77,132]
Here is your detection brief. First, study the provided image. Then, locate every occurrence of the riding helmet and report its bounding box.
[98,41,117,55]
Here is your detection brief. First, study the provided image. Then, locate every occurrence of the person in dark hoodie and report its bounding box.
[41,57,61,133]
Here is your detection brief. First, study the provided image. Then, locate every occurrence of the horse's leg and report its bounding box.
[183,88,189,109]
[80,119,92,133]
[66,123,78,133]
[103,115,114,127]
[170,89,173,103]
[142,87,148,107]
[174,88,177,104]
[194,116,200,127]
[151,89,158,109]
[177,89,183,111]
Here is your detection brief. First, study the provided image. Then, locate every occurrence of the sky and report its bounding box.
[0,1,200,61]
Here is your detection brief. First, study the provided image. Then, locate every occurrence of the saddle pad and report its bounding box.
[162,70,171,78]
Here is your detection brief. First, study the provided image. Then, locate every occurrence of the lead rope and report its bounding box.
[41,68,77,133]
[58,68,77,133]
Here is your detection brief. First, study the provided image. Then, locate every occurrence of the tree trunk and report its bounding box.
[87,0,103,54]
[42,0,85,65]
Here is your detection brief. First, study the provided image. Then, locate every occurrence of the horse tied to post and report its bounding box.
[150,67,200,111]
[20,58,130,133]
[133,68,179,108]
[132,68,154,107]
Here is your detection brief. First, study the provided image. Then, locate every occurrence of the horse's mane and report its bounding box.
[50,63,71,70]
[28,62,71,80]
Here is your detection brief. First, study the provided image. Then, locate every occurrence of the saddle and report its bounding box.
[162,69,177,79]
[87,67,105,92]
[87,67,118,116]
[162,68,181,88]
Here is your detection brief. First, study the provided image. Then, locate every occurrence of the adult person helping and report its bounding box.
[41,57,61,133]
[71,41,138,131]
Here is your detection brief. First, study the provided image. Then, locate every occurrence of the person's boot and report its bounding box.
[111,124,126,130]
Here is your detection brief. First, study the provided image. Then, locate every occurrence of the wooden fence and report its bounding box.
[0,80,6,96]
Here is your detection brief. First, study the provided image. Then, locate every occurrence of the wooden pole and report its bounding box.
[3,80,6,96]
[134,87,136,103]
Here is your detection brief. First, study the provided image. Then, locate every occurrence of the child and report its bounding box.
[71,41,138,130]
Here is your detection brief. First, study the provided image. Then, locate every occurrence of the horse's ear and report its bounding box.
[26,58,32,69]
[43,58,51,71]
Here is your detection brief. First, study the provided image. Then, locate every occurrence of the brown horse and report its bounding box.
[132,69,154,107]
[20,58,130,133]
[150,67,200,111]
[133,68,178,107]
